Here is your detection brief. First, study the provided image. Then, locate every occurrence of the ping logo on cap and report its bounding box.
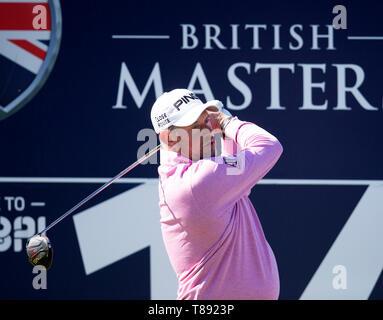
[173,92,200,111]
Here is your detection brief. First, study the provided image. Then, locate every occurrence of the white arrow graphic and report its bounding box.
[300,184,383,299]
[72,182,178,299]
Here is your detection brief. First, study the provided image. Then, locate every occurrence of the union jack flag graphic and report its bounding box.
[0,0,61,120]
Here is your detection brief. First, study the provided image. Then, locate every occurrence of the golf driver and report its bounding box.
[26,144,161,269]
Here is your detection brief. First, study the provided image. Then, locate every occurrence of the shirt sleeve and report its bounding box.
[190,118,283,215]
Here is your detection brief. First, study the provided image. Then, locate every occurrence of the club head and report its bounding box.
[26,234,53,270]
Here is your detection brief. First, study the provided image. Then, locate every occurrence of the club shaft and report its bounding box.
[39,144,161,235]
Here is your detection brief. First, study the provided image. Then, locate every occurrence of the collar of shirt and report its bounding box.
[159,148,192,166]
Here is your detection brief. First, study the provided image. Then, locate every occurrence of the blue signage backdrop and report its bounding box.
[0,0,382,299]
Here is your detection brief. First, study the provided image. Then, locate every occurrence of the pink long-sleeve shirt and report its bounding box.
[157,117,283,300]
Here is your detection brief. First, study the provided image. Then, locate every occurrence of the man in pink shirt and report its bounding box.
[151,89,283,300]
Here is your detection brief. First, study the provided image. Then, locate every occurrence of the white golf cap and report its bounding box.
[151,89,223,134]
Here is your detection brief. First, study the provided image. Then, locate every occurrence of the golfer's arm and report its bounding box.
[191,118,283,212]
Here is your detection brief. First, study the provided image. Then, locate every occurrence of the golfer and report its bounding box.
[151,89,283,300]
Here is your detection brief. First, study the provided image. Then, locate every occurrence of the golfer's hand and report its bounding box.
[206,106,232,138]
[206,107,231,131]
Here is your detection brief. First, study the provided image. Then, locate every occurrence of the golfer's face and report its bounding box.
[190,110,217,160]
[171,109,220,161]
